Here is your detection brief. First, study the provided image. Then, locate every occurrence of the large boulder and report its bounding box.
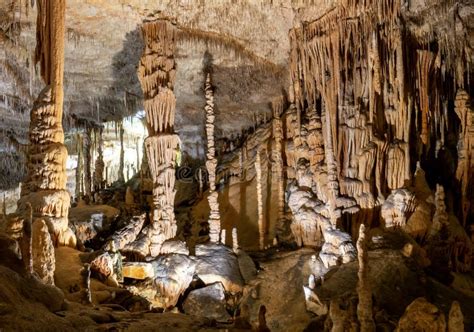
[127,254,196,309]
[183,283,231,322]
[195,243,244,293]
[396,297,446,332]
[69,205,119,244]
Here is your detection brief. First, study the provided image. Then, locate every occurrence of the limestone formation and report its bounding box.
[137,19,181,256]
[448,301,464,332]
[32,219,55,285]
[127,254,196,309]
[255,150,265,250]
[183,283,231,322]
[17,0,76,248]
[356,224,375,332]
[454,90,474,226]
[204,73,221,242]
[396,298,446,332]
[93,127,105,192]
[82,128,92,199]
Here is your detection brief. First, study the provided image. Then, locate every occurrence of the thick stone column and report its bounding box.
[17,0,75,248]
[137,19,180,256]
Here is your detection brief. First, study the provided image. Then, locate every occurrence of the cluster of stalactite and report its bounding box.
[285,0,473,260]
[17,0,75,253]
[137,19,180,257]
[204,73,221,242]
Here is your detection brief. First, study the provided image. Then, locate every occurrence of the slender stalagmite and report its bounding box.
[83,127,92,200]
[204,73,221,242]
[255,150,265,250]
[271,96,286,236]
[118,120,125,183]
[137,19,180,256]
[93,127,105,192]
[17,0,75,248]
[75,133,83,200]
[454,90,473,226]
[357,224,375,332]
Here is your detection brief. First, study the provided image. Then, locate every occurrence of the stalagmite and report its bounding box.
[83,127,92,200]
[32,219,55,285]
[454,90,473,226]
[137,19,181,256]
[220,229,226,245]
[204,73,221,242]
[232,227,238,252]
[75,133,83,200]
[81,263,92,305]
[17,0,76,248]
[429,184,448,238]
[118,120,125,183]
[255,150,265,250]
[356,224,375,332]
[271,96,286,238]
[93,127,105,192]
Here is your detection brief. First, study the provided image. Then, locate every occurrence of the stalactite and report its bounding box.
[356,224,375,332]
[204,73,221,243]
[416,50,435,147]
[137,19,180,257]
[17,0,76,249]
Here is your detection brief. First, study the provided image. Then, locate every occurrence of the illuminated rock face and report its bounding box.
[137,19,180,256]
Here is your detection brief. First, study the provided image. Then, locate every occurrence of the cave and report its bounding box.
[0,1,473,331]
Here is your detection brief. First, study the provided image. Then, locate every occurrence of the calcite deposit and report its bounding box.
[0,0,473,331]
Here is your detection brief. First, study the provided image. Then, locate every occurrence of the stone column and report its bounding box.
[137,19,180,256]
[83,127,92,200]
[255,150,265,250]
[356,224,375,332]
[17,0,75,248]
[204,73,221,242]
[271,97,286,237]
[93,127,105,192]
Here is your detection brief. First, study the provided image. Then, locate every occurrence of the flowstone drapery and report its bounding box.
[137,19,180,256]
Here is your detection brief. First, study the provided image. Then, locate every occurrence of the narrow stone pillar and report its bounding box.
[17,0,75,248]
[93,127,105,192]
[255,150,264,250]
[271,97,286,237]
[204,73,221,242]
[356,224,375,332]
[118,120,125,183]
[83,127,92,200]
[75,132,83,200]
[137,19,180,256]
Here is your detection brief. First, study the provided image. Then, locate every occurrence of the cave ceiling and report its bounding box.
[0,0,473,145]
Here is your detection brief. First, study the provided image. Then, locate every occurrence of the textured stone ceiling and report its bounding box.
[0,0,316,145]
[0,0,473,147]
